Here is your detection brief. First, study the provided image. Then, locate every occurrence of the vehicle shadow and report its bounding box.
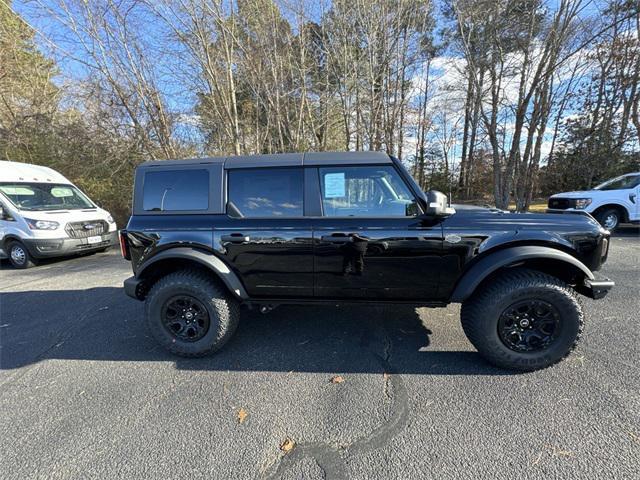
[613,224,640,237]
[0,287,514,376]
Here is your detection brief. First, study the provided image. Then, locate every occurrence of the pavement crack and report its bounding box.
[264,321,411,480]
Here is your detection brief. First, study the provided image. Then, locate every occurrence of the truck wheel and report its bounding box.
[595,208,621,232]
[145,270,240,357]
[461,269,583,371]
[7,240,36,269]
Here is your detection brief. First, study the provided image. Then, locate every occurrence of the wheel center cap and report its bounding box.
[519,318,531,328]
[185,311,194,321]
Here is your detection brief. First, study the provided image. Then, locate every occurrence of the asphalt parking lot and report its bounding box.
[1,227,639,479]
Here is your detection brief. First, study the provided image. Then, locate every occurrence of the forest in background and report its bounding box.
[1,0,639,223]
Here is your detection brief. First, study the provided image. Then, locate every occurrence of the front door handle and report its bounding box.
[221,233,250,243]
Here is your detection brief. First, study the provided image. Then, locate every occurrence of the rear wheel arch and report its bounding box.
[136,248,248,301]
[450,246,594,303]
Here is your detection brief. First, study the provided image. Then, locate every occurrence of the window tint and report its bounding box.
[594,174,640,191]
[228,168,303,217]
[143,169,209,211]
[319,166,418,217]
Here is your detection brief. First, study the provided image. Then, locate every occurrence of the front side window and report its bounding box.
[594,174,640,191]
[0,183,94,211]
[319,166,419,217]
[227,168,303,217]
[143,169,209,211]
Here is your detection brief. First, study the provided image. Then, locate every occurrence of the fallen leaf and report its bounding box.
[237,408,248,424]
[279,438,295,453]
[383,372,390,381]
[330,375,345,384]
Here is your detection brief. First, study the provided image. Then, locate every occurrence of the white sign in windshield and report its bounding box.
[0,186,35,196]
[51,187,74,198]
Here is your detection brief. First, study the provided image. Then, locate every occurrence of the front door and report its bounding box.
[213,167,313,298]
[312,165,443,300]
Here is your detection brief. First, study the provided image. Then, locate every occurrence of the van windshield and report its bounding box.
[0,183,94,211]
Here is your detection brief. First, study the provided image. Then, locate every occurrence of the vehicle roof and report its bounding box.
[139,151,392,169]
[0,161,70,184]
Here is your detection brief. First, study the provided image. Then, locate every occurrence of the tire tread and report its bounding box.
[145,270,240,357]
[461,268,584,371]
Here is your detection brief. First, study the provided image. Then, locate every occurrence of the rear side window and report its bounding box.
[227,168,303,217]
[142,169,209,211]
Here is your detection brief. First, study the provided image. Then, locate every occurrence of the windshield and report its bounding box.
[594,174,640,191]
[0,183,94,211]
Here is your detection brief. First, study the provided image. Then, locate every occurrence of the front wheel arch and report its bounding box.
[450,246,594,303]
[592,204,628,228]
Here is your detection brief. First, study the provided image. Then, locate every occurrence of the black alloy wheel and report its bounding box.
[497,300,561,352]
[161,295,211,342]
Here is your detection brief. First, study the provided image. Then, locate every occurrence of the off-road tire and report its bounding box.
[145,270,240,357]
[461,269,583,371]
[595,207,621,232]
[7,240,36,269]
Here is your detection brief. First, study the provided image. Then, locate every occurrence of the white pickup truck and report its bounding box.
[548,172,640,231]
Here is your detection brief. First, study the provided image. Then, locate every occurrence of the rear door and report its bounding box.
[213,167,314,298]
[312,164,444,300]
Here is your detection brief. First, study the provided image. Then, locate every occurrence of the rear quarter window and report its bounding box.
[142,169,209,211]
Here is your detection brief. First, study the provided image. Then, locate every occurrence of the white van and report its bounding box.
[0,161,117,268]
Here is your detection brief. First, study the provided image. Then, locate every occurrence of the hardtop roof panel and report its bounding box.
[139,151,391,169]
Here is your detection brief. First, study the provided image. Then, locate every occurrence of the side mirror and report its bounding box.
[425,190,455,217]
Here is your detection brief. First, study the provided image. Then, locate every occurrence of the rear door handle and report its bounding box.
[221,233,250,243]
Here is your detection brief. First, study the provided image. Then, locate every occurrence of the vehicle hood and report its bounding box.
[550,190,596,198]
[17,207,113,224]
[447,206,602,231]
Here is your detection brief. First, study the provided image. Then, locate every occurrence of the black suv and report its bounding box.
[121,152,614,371]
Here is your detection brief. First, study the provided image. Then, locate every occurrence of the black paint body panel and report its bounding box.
[124,153,611,304]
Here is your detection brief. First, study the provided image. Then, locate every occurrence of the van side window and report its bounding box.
[143,170,209,211]
[227,168,303,217]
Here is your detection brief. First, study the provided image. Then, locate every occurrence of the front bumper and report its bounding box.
[581,277,615,300]
[24,231,118,258]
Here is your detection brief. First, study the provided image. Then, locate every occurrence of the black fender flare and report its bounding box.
[449,246,595,303]
[137,247,249,300]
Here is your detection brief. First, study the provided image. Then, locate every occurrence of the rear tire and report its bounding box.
[145,270,240,357]
[7,240,36,269]
[461,269,583,371]
[595,207,621,232]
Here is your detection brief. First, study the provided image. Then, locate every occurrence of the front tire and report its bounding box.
[7,240,36,269]
[145,270,240,357]
[461,269,583,371]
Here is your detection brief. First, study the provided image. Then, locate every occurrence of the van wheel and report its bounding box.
[145,270,240,357]
[7,241,36,269]
[461,269,583,372]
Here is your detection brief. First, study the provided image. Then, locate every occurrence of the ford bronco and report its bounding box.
[121,152,614,371]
